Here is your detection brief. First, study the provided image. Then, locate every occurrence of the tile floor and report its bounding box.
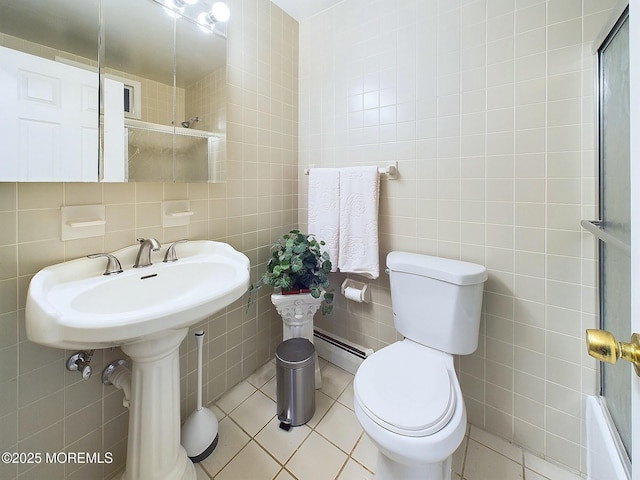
[194,359,584,480]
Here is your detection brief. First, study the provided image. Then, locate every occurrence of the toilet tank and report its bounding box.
[386,252,488,355]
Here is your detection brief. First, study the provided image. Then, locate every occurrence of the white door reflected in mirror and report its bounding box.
[0,46,99,182]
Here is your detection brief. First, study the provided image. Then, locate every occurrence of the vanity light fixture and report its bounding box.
[196,2,230,32]
[163,0,198,18]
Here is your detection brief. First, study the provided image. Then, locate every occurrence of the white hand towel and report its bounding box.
[307,168,340,271]
[338,166,380,279]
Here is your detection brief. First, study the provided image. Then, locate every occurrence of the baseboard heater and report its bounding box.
[313,328,373,375]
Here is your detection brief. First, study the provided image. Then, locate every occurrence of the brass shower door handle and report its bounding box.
[586,329,640,377]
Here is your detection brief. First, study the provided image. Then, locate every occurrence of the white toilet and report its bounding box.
[353,251,488,480]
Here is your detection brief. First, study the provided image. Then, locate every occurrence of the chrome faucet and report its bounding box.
[133,238,161,268]
[87,253,123,275]
[163,239,188,263]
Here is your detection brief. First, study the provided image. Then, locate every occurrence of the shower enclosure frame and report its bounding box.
[585,2,635,479]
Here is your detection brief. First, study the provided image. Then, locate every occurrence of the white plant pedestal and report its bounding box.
[271,292,322,388]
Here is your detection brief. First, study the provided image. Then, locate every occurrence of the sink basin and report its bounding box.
[26,240,250,349]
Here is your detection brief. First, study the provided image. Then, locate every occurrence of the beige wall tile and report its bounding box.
[18,391,64,441]
[64,183,104,206]
[298,3,612,469]
[17,210,60,243]
[18,241,65,276]
[0,279,18,315]
[104,183,136,205]
[0,183,17,211]
[17,184,63,210]
[0,212,17,246]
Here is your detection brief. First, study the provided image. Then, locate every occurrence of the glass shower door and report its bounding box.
[598,8,631,457]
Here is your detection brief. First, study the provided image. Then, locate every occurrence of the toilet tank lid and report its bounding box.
[386,251,488,285]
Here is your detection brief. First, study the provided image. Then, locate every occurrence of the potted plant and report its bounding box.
[251,230,334,314]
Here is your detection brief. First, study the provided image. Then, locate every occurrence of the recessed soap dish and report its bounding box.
[167,211,194,218]
[61,205,106,240]
[162,200,193,227]
[68,219,106,228]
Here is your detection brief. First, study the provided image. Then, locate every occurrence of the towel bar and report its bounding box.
[580,219,630,256]
[303,162,398,179]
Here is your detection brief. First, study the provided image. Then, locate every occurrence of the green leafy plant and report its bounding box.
[250,230,334,314]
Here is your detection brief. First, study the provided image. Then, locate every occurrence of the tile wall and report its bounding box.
[0,0,298,478]
[0,0,626,478]
[298,0,617,474]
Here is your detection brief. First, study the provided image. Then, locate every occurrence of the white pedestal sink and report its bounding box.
[25,240,250,480]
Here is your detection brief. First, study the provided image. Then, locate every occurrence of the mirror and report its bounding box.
[0,0,100,182]
[0,0,227,183]
[102,0,227,183]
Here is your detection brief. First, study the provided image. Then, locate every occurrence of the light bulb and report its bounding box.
[211,2,230,23]
[197,11,214,33]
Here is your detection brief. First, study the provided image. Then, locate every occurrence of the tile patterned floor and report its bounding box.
[194,359,584,480]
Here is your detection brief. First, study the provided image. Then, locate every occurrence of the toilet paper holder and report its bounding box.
[341,279,371,303]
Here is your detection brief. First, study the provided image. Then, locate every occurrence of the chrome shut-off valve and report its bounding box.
[66,350,95,380]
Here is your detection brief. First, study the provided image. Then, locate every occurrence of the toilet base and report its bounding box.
[375,452,452,480]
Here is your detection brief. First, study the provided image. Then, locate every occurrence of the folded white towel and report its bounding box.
[307,168,340,271]
[338,166,380,279]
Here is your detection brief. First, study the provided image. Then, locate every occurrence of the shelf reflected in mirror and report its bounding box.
[102,0,227,183]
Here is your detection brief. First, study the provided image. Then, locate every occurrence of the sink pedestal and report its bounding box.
[120,328,195,480]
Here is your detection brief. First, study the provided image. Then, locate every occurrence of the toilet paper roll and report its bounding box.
[344,286,363,302]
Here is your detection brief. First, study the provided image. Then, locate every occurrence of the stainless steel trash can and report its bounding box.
[276,338,316,428]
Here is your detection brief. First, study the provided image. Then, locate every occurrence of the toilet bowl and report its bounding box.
[354,340,466,480]
[353,251,487,480]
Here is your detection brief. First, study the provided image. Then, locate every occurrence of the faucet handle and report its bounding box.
[87,253,123,275]
[164,239,188,263]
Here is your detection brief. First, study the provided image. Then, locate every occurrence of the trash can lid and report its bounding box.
[276,338,315,365]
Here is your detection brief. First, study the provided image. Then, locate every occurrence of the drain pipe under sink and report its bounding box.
[103,359,131,408]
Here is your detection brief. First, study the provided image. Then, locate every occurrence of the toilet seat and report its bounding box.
[354,341,457,437]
